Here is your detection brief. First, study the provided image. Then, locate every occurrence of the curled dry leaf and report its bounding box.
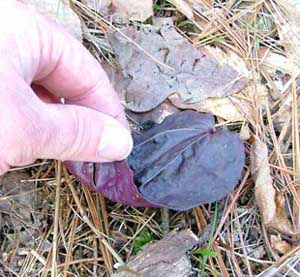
[270,235,291,254]
[240,124,251,141]
[108,18,249,112]
[66,111,245,211]
[259,47,298,105]
[271,0,300,67]
[24,0,82,41]
[258,48,297,131]
[127,100,180,125]
[260,48,300,77]
[169,93,247,122]
[84,0,153,22]
[169,84,266,122]
[250,139,295,235]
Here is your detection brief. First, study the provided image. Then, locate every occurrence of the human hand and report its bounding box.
[0,1,133,175]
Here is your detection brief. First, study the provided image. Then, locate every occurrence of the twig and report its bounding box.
[51,161,62,277]
[161,208,170,236]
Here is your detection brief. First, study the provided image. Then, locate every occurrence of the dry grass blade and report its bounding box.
[63,167,125,266]
[73,0,175,71]
[51,161,62,277]
[62,217,78,277]
[291,70,300,231]
[82,186,113,274]
[2,0,300,275]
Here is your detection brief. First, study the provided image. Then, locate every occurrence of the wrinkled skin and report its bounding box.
[0,1,133,175]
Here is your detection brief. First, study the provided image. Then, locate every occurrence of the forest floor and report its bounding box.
[1,0,300,276]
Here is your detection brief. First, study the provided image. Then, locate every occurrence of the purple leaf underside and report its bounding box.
[65,111,245,211]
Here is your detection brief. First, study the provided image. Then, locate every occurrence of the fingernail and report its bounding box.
[97,125,133,161]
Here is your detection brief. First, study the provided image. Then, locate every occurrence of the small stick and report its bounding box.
[161,208,170,236]
[52,161,62,277]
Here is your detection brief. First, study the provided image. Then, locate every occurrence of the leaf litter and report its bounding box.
[270,0,300,67]
[250,139,294,235]
[0,172,44,272]
[84,0,153,22]
[4,0,300,276]
[168,46,254,122]
[250,139,297,254]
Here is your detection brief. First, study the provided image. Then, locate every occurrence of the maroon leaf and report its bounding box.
[64,160,154,207]
[65,111,245,211]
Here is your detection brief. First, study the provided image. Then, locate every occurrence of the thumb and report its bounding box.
[34,102,133,163]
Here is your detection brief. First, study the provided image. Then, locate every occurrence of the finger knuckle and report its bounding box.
[67,109,89,157]
[0,110,39,166]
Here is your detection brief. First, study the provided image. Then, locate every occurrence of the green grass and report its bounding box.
[132,229,155,255]
[198,203,219,277]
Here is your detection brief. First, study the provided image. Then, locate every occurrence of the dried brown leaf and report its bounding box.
[250,139,295,235]
[108,18,248,112]
[0,172,45,272]
[172,0,194,20]
[272,1,300,66]
[127,101,180,125]
[101,61,180,124]
[24,0,82,40]
[272,86,298,126]
[113,230,198,277]
[252,245,266,259]
[203,46,250,79]
[101,61,129,104]
[0,172,36,228]
[169,93,247,122]
[259,48,300,132]
[240,124,251,141]
[186,0,213,16]
[84,0,153,22]
[270,235,291,254]
[165,47,254,122]
[260,48,300,77]
[169,84,266,122]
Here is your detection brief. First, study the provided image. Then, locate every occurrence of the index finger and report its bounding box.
[23,4,127,126]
